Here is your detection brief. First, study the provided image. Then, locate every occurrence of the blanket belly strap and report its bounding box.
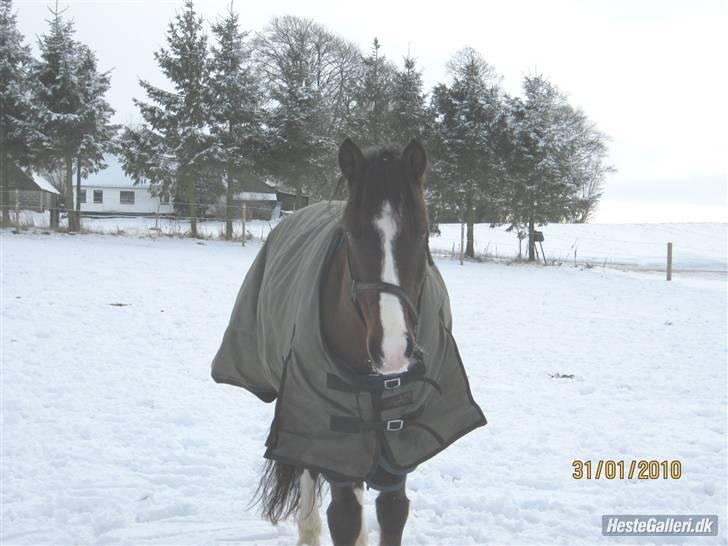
[325,370,443,396]
[329,407,445,445]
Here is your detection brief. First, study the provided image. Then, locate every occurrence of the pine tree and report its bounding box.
[0,0,34,224]
[389,55,428,144]
[32,5,117,231]
[73,44,117,224]
[122,0,210,237]
[347,38,395,146]
[208,3,262,240]
[32,3,84,230]
[430,48,504,257]
[118,124,175,201]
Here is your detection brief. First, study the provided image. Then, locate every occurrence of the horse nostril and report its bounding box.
[404,335,413,358]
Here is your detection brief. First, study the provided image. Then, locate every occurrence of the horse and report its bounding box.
[212,138,486,546]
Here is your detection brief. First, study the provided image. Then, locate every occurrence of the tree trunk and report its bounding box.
[50,198,59,229]
[465,195,475,258]
[186,174,197,238]
[65,153,76,232]
[466,219,475,258]
[225,121,235,241]
[75,155,82,231]
[0,151,9,225]
[225,167,233,241]
[528,214,536,262]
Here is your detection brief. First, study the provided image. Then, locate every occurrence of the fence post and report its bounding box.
[241,202,247,247]
[14,189,19,230]
[666,242,673,281]
[459,221,464,265]
[518,236,522,261]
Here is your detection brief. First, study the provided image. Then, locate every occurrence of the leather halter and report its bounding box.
[343,231,420,327]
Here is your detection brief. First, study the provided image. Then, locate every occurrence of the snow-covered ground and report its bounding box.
[1,227,726,545]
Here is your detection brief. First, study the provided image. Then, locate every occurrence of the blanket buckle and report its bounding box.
[383,378,401,390]
[386,419,404,432]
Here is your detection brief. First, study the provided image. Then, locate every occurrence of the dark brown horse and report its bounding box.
[261,138,430,546]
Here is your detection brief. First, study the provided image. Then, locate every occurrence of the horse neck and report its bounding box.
[320,241,371,374]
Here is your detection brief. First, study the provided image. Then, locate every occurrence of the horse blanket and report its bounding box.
[212,201,486,482]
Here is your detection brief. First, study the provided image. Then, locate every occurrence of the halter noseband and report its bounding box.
[343,231,420,327]
[351,280,419,327]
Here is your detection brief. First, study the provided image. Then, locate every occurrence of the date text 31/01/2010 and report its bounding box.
[572,460,682,480]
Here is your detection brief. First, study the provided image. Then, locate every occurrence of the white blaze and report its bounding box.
[373,201,408,375]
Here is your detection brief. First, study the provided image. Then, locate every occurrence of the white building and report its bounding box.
[74,155,174,216]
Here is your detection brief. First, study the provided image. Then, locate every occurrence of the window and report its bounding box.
[120,191,135,205]
[79,190,86,203]
[93,190,103,204]
[160,194,170,205]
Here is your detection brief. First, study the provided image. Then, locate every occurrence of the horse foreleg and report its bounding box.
[353,483,368,546]
[327,482,368,546]
[297,469,322,546]
[375,483,409,546]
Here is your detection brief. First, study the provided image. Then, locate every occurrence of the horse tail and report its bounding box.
[254,458,304,524]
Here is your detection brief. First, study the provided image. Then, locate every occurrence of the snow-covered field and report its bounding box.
[2,227,726,545]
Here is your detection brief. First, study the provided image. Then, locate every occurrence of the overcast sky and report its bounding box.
[14,0,728,223]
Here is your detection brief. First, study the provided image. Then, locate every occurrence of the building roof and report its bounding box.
[231,169,277,194]
[5,163,60,194]
[82,155,149,189]
[33,174,60,194]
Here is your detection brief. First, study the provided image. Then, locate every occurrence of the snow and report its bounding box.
[1,227,726,545]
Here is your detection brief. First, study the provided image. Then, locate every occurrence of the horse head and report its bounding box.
[338,138,429,375]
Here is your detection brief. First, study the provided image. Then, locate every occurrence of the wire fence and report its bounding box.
[0,204,277,242]
[427,222,726,275]
[3,205,726,276]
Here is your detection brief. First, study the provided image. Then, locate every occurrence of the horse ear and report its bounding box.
[402,139,427,184]
[338,138,364,182]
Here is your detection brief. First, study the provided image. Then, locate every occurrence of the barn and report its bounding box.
[1,163,60,226]
[75,155,174,216]
[212,170,309,220]
[74,155,308,219]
